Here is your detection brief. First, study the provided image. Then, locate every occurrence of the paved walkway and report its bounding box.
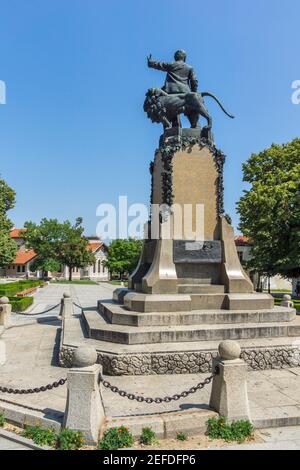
[101,368,300,425]
[0,435,31,450]
[0,283,115,413]
[1,283,300,450]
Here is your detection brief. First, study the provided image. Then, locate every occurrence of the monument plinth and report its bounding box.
[125,128,258,309]
[59,50,300,376]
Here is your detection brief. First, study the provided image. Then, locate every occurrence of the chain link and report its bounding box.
[15,303,61,316]
[99,367,218,404]
[73,302,82,309]
[0,378,66,395]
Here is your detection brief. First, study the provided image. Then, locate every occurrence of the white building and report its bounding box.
[235,235,293,292]
[1,230,109,281]
[60,237,109,281]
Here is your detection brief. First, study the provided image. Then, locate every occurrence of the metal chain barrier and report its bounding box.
[99,367,218,404]
[0,378,66,395]
[73,302,82,309]
[15,302,61,316]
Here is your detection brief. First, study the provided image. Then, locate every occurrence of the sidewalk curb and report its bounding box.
[0,399,62,433]
[0,428,52,450]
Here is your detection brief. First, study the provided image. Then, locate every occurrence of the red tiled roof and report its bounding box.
[14,250,37,265]
[10,228,27,238]
[234,235,252,246]
[87,242,103,252]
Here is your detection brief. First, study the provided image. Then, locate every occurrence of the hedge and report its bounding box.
[8,296,34,312]
[0,280,42,297]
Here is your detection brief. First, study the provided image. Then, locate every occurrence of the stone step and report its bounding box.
[99,300,296,327]
[60,309,300,374]
[82,309,300,345]
[178,284,225,294]
[123,292,274,312]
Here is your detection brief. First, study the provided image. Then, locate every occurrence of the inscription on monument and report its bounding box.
[173,240,222,264]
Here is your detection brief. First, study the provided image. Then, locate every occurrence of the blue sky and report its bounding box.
[0,0,299,236]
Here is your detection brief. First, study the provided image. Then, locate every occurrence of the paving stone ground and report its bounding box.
[1,283,300,450]
[0,435,31,450]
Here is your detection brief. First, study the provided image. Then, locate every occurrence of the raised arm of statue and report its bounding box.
[189,68,198,92]
[147,54,171,72]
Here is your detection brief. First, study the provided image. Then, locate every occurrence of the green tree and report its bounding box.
[0,178,17,269]
[23,218,95,281]
[237,139,300,279]
[104,239,143,279]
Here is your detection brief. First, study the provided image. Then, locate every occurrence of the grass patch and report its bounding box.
[109,280,128,287]
[139,427,158,446]
[265,289,292,293]
[50,279,98,285]
[176,431,188,441]
[206,416,254,444]
[0,414,5,427]
[98,426,134,450]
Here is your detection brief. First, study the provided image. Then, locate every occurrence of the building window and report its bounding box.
[98,260,101,273]
[237,251,243,262]
[22,266,25,273]
[93,263,96,274]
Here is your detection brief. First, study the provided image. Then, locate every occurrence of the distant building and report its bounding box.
[234,235,292,292]
[1,229,109,281]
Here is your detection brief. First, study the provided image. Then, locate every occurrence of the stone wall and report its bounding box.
[59,344,300,376]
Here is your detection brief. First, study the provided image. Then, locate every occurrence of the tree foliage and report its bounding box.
[23,218,95,280]
[104,239,143,278]
[237,139,300,278]
[0,178,17,269]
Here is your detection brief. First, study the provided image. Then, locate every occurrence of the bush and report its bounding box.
[0,280,42,297]
[9,296,33,312]
[21,426,84,449]
[0,414,5,427]
[176,431,188,441]
[56,428,84,450]
[98,426,134,450]
[21,426,58,447]
[206,416,254,443]
[139,427,158,446]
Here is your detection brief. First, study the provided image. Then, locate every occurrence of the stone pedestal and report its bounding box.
[209,340,251,422]
[128,129,258,301]
[0,297,11,328]
[63,347,105,445]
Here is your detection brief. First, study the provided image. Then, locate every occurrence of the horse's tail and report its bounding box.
[201,92,235,119]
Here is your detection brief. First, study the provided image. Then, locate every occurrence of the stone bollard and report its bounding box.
[209,340,251,422]
[281,294,293,308]
[63,346,105,445]
[60,292,73,317]
[0,297,12,328]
